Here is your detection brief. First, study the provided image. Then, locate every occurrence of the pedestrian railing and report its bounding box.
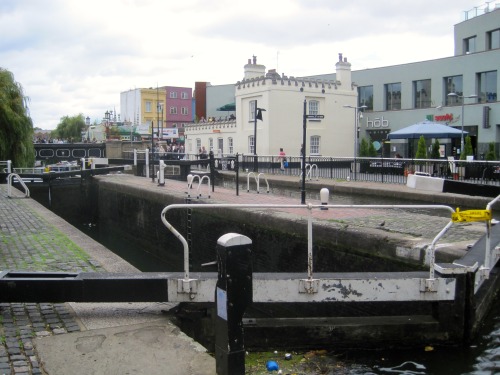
[6,173,30,198]
[160,196,498,299]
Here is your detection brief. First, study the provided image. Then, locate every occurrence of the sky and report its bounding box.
[0,0,484,130]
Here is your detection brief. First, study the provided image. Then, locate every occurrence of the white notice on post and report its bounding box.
[217,287,228,320]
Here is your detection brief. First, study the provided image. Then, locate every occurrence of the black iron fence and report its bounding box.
[238,155,500,186]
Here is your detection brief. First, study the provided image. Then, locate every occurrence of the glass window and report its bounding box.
[488,29,500,50]
[445,76,463,105]
[209,138,213,151]
[249,100,256,121]
[196,138,201,151]
[310,136,320,155]
[358,86,373,110]
[478,71,497,103]
[181,107,189,115]
[228,137,234,154]
[309,100,319,115]
[249,136,255,154]
[413,79,432,109]
[464,36,476,54]
[145,101,152,112]
[169,91,178,98]
[170,107,177,115]
[385,83,401,110]
[181,92,189,99]
[217,138,223,154]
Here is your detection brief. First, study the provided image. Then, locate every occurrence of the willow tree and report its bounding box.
[0,68,35,168]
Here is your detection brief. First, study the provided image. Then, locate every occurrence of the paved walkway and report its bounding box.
[0,175,497,374]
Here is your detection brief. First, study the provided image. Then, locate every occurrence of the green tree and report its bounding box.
[0,68,35,168]
[430,139,441,159]
[415,135,427,159]
[461,135,473,160]
[359,138,377,157]
[359,138,369,157]
[51,114,86,142]
[486,142,497,161]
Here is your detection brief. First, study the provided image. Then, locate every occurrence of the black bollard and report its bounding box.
[215,233,253,375]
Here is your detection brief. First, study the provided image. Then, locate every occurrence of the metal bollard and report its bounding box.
[158,159,165,186]
[215,233,253,375]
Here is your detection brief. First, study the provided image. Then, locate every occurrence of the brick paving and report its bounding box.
[0,175,494,374]
[0,187,101,375]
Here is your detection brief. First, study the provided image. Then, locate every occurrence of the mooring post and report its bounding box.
[215,233,252,375]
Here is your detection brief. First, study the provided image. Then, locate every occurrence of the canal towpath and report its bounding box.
[0,174,498,374]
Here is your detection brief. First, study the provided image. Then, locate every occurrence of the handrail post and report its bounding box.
[215,233,252,375]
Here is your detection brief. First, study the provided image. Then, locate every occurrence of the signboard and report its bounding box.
[306,114,325,119]
[161,128,179,139]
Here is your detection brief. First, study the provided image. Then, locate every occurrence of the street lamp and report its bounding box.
[253,103,266,172]
[447,92,477,157]
[85,116,90,141]
[343,105,367,157]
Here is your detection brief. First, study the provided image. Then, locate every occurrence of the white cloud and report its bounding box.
[0,0,476,129]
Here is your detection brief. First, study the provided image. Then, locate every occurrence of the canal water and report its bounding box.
[58,184,500,375]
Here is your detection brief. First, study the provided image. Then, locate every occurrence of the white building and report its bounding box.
[185,55,358,157]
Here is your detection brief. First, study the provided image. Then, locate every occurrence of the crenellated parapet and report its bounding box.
[236,75,343,92]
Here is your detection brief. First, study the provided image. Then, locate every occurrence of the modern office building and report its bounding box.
[186,3,499,159]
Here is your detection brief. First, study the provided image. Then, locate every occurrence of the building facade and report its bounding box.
[185,55,358,157]
[187,3,499,159]
[120,86,193,142]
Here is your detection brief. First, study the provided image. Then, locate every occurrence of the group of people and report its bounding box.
[154,143,185,160]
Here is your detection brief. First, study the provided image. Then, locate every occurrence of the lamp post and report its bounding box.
[343,105,367,157]
[85,116,90,142]
[253,102,266,172]
[447,92,477,157]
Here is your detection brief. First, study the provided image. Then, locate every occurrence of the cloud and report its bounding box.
[0,0,476,129]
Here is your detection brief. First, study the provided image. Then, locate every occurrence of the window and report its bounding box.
[209,138,214,151]
[358,86,373,110]
[413,79,432,109]
[464,36,476,54]
[196,138,201,151]
[488,29,500,50]
[170,106,177,115]
[310,136,320,155]
[445,75,463,105]
[217,138,223,154]
[385,83,401,110]
[478,71,497,103]
[188,139,193,153]
[157,102,163,113]
[309,100,319,115]
[145,101,152,112]
[169,91,178,98]
[249,136,255,154]
[181,92,189,99]
[249,100,256,121]
[228,137,234,154]
[181,107,189,115]
[172,124,177,128]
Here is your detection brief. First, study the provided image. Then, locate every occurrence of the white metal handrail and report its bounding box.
[161,203,457,292]
[246,172,269,193]
[7,173,30,198]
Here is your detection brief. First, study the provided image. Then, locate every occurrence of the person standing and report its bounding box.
[279,148,286,171]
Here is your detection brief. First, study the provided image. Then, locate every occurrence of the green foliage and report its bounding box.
[415,135,427,159]
[359,138,377,157]
[460,135,474,160]
[486,142,497,161]
[430,139,441,159]
[359,138,368,157]
[0,68,35,168]
[51,114,86,141]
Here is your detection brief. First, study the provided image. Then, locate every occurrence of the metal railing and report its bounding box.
[238,155,500,186]
[161,201,463,289]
